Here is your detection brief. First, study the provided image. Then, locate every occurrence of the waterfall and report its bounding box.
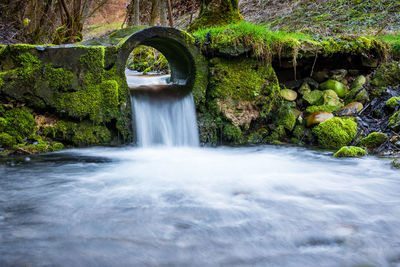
[127,71,199,147]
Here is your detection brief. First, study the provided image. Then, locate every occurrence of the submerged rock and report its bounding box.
[320,80,348,98]
[280,89,298,101]
[334,146,367,157]
[337,102,363,116]
[359,132,387,149]
[312,117,358,149]
[306,111,334,127]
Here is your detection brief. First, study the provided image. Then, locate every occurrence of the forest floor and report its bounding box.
[0,0,399,44]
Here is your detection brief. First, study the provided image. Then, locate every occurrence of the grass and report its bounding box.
[193,21,389,61]
[82,22,124,41]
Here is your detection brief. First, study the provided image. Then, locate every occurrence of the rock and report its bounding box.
[351,75,367,90]
[323,90,342,106]
[274,106,296,131]
[388,111,400,132]
[303,77,319,89]
[385,97,400,110]
[312,117,358,149]
[293,109,302,119]
[303,90,324,105]
[334,146,367,157]
[299,82,311,95]
[330,69,348,81]
[392,158,400,168]
[284,80,303,89]
[320,80,348,98]
[306,111,334,127]
[280,89,298,101]
[312,71,329,83]
[361,57,379,68]
[337,102,363,116]
[306,105,341,114]
[355,89,369,102]
[359,132,387,149]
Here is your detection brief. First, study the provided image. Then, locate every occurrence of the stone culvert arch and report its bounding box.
[117,27,208,103]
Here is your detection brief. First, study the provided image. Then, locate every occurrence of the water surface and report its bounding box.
[1,146,399,266]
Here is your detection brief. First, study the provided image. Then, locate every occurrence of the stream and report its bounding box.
[0,72,399,266]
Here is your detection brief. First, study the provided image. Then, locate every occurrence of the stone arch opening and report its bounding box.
[118,27,206,98]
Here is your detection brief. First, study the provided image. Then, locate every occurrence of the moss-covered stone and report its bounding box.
[359,132,387,149]
[392,158,400,169]
[371,61,400,97]
[385,97,400,110]
[0,132,16,148]
[306,105,341,114]
[320,80,348,98]
[322,89,342,107]
[388,111,400,132]
[189,0,243,31]
[333,146,367,157]
[312,117,358,149]
[0,107,35,143]
[208,57,280,127]
[303,90,324,105]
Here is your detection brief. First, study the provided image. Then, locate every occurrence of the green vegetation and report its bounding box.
[126,46,169,74]
[306,105,341,114]
[333,146,367,157]
[385,96,400,110]
[312,117,358,149]
[389,111,400,131]
[359,132,387,149]
[193,21,387,60]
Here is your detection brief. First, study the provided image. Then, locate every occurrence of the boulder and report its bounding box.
[312,117,358,149]
[303,90,324,105]
[337,102,363,116]
[333,146,367,157]
[320,80,348,98]
[306,111,334,127]
[359,132,387,149]
[280,89,297,101]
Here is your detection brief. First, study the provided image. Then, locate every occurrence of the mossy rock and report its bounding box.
[273,105,296,132]
[322,89,342,107]
[306,105,341,114]
[0,132,16,148]
[320,80,348,98]
[0,107,35,143]
[351,75,367,90]
[208,57,280,127]
[385,97,400,110]
[359,132,387,149]
[303,90,324,105]
[371,61,400,90]
[299,82,311,95]
[346,75,369,103]
[388,111,400,132]
[333,146,367,157]
[312,117,358,149]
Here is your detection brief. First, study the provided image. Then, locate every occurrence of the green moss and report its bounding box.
[222,123,242,143]
[0,107,35,143]
[43,64,74,91]
[312,117,358,149]
[208,57,280,116]
[0,133,16,148]
[43,120,111,146]
[274,105,296,131]
[385,97,400,110]
[189,0,243,31]
[333,146,367,157]
[193,21,386,61]
[293,125,306,141]
[371,61,400,96]
[359,132,387,149]
[306,105,341,113]
[388,111,400,131]
[17,139,64,153]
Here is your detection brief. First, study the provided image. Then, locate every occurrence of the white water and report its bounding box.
[1,146,400,266]
[129,73,199,147]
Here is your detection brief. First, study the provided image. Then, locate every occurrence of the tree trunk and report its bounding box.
[189,0,243,31]
[159,0,167,26]
[166,0,173,27]
[149,0,159,26]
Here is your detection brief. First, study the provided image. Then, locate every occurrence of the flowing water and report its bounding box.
[0,73,400,266]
